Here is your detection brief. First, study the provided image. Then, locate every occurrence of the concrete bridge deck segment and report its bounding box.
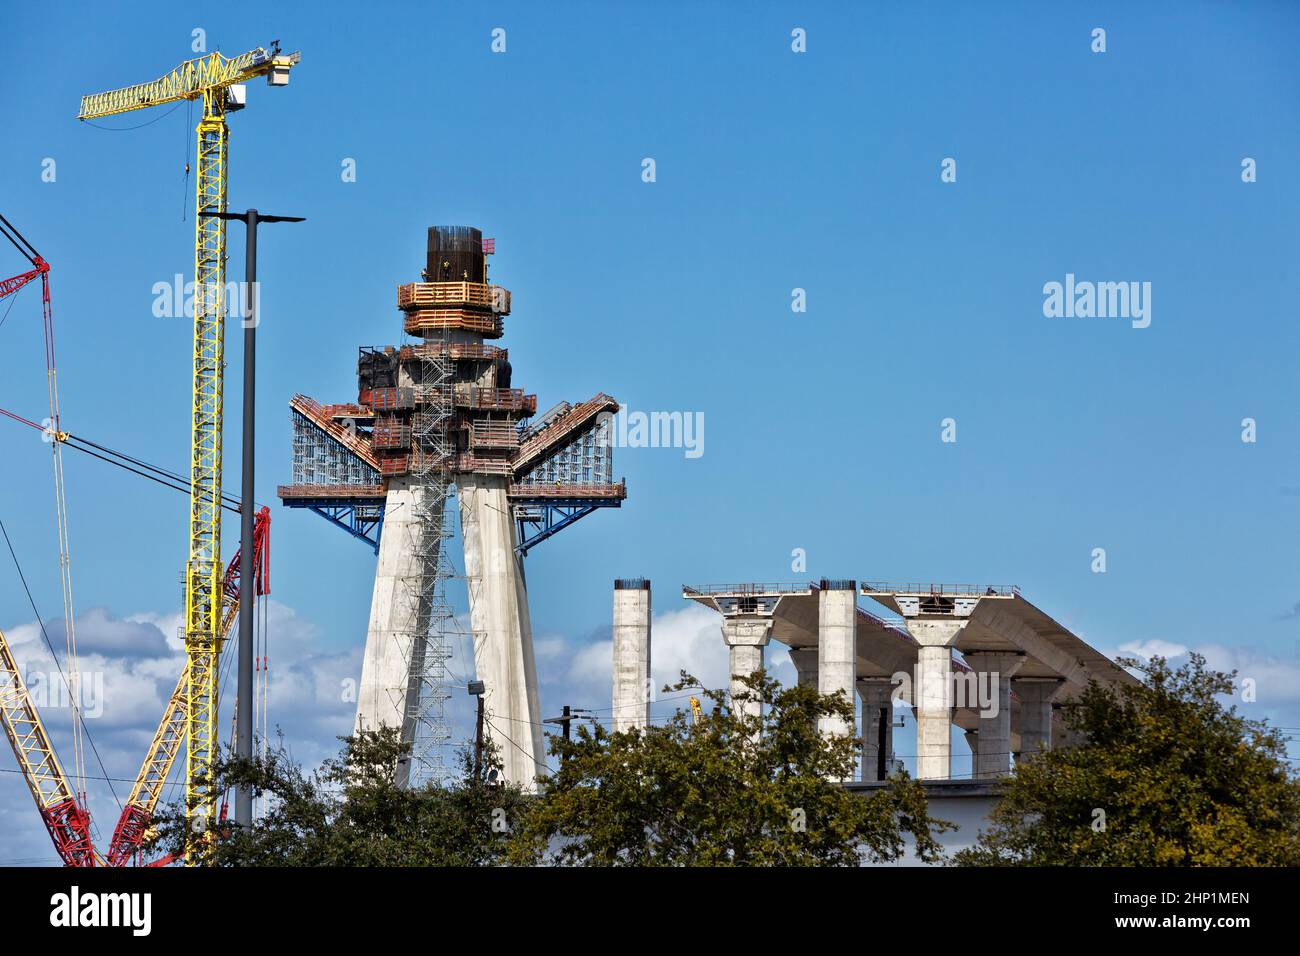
[683,579,1138,783]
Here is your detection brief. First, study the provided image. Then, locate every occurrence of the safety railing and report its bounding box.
[277,483,385,500]
[860,582,1020,597]
[682,582,814,596]
[396,281,510,315]
[508,481,626,499]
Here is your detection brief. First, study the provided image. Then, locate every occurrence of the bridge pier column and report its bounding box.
[963,651,1024,778]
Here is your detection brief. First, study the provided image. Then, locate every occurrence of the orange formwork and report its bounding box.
[397,281,511,315]
[403,308,503,338]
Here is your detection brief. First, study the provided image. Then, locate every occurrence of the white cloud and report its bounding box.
[546,602,728,705]
[1101,638,1300,722]
[0,599,367,863]
[1114,638,1191,661]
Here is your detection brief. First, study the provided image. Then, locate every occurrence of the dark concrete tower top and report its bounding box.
[425,225,486,284]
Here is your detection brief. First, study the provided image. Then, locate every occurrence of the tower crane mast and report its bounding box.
[78,43,299,857]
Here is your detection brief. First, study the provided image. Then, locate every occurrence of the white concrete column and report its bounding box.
[905,618,969,781]
[356,478,435,786]
[788,646,818,689]
[963,651,1024,778]
[459,474,545,791]
[1013,678,1062,760]
[612,579,651,732]
[817,582,857,742]
[857,677,894,782]
[721,617,772,724]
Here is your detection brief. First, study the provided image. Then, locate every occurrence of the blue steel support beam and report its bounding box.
[282,498,385,553]
[310,505,384,553]
[281,492,618,556]
[513,499,621,556]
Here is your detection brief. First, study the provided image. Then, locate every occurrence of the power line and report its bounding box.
[0,408,251,512]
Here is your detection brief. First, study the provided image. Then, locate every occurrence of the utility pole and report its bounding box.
[544,706,593,757]
[202,207,303,828]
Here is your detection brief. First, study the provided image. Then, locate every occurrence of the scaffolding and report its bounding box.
[395,330,459,785]
[289,405,379,486]
[516,411,613,486]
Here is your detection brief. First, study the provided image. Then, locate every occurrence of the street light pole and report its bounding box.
[201,207,303,828]
[468,681,486,781]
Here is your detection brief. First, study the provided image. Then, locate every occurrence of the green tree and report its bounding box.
[955,654,1300,866]
[150,727,529,866]
[507,672,951,866]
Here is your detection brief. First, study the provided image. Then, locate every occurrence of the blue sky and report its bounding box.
[1,1,1299,862]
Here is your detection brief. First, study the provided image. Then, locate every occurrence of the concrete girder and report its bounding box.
[967,602,1089,688]
[771,590,917,680]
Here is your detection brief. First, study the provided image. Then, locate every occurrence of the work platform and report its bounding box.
[277,389,626,554]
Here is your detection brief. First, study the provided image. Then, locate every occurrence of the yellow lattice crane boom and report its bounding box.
[78,45,299,860]
[0,628,97,866]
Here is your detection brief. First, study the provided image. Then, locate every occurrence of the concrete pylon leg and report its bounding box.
[612,580,652,732]
[721,617,772,724]
[857,677,894,782]
[459,474,545,791]
[904,618,969,781]
[356,478,434,785]
[963,651,1024,778]
[817,582,857,745]
[788,647,818,689]
[1013,678,1063,760]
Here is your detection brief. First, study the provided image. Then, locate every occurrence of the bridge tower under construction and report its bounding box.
[278,226,626,788]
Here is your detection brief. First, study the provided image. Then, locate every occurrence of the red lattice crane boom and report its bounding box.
[106,507,270,867]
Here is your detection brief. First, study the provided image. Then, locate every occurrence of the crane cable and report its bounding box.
[40,273,89,810]
[0,212,88,807]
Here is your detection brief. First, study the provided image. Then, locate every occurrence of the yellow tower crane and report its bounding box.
[78,44,299,859]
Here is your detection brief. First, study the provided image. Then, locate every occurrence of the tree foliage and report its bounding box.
[507,671,951,866]
[150,727,528,866]
[955,654,1300,866]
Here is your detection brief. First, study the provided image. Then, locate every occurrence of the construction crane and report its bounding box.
[0,628,96,866]
[0,214,95,866]
[106,507,270,867]
[78,43,300,855]
[690,696,703,724]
